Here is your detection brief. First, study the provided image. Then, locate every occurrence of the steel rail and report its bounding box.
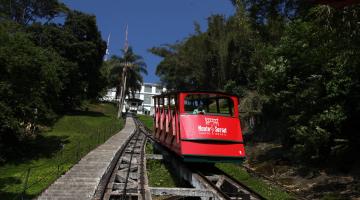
[93,121,137,200]
[215,168,267,200]
[95,115,148,200]
[133,117,151,200]
[138,117,267,200]
[122,131,141,198]
[195,167,266,200]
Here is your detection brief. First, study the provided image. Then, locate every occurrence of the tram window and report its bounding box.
[219,99,234,115]
[159,97,164,105]
[169,96,176,109]
[184,94,234,116]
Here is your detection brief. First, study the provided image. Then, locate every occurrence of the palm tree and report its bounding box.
[122,47,147,97]
[105,47,147,116]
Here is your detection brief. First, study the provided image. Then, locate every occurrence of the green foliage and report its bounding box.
[150,8,260,90]
[27,11,107,106]
[259,5,360,163]
[0,22,65,159]
[137,115,153,130]
[0,0,68,25]
[63,11,107,100]
[0,1,107,163]
[152,1,360,166]
[0,103,123,199]
[104,47,147,98]
[147,159,176,187]
[224,80,245,97]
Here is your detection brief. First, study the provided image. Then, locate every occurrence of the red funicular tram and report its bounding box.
[153,91,246,163]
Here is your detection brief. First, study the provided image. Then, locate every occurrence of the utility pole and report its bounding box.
[117,25,129,118]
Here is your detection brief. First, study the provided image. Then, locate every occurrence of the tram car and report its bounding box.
[153,91,246,163]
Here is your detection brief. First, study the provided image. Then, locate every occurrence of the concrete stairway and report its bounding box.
[36,117,135,200]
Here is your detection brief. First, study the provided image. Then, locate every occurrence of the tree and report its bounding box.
[63,11,107,101]
[27,10,107,109]
[105,47,147,104]
[0,21,67,159]
[151,1,360,167]
[0,3,107,162]
[150,7,260,91]
[259,5,360,163]
[0,0,68,25]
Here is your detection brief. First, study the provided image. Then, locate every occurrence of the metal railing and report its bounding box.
[8,125,120,200]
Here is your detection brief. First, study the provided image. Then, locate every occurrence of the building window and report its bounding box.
[144,94,152,104]
[144,85,152,93]
[156,87,162,94]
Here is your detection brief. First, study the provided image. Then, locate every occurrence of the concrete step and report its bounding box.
[36,117,136,200]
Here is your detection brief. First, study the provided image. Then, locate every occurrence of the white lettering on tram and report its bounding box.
[197,117,227,136]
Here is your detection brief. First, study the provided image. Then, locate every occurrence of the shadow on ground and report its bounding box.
[67,110,106,117]
[0,190,36,200]
[0,177,20,200]
[2,135,70,165]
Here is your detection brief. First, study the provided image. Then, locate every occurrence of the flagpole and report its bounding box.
[104,33,111,61]
[117,25,129,118]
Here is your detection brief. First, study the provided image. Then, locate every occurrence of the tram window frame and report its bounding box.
[158,96,164,107]
[183,94,235,116]
[169,95,176,110]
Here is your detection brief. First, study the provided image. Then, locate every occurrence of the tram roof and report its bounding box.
[153,90,238,98]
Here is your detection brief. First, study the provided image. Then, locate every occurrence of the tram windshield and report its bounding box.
[184,94,235,116]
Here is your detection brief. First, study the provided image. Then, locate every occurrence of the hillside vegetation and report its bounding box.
[0,0,108,163]
[150,0,360,169]
[0,103,123,199]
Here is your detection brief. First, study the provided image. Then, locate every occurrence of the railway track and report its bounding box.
[94,116,266,200]
[138,118,266,200]
[195,167,266,200]
[94,115,149,200]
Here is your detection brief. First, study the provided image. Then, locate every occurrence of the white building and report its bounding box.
[129,83,166,115]
[103,83,166,115]
[102,87,117,102]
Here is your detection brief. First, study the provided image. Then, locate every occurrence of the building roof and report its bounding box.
[143,82,164,87]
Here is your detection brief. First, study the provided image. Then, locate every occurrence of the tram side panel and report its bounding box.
[177,92,246,163]
[179,115,246,160]
[153,96,182,155]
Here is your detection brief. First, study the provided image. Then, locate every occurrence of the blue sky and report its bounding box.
[60,0,235,83]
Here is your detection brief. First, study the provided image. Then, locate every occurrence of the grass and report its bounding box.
[321,194,347,200]
[216,163,295,200]
[138,115,177,187]
[138,114,154,155]
[147,159,177,187]
[0,103,124,200]
[146,141,154,154]
[137,114,153,130]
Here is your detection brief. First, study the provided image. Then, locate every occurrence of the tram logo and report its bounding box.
[197,117,227,135]
[205,117,219,127]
